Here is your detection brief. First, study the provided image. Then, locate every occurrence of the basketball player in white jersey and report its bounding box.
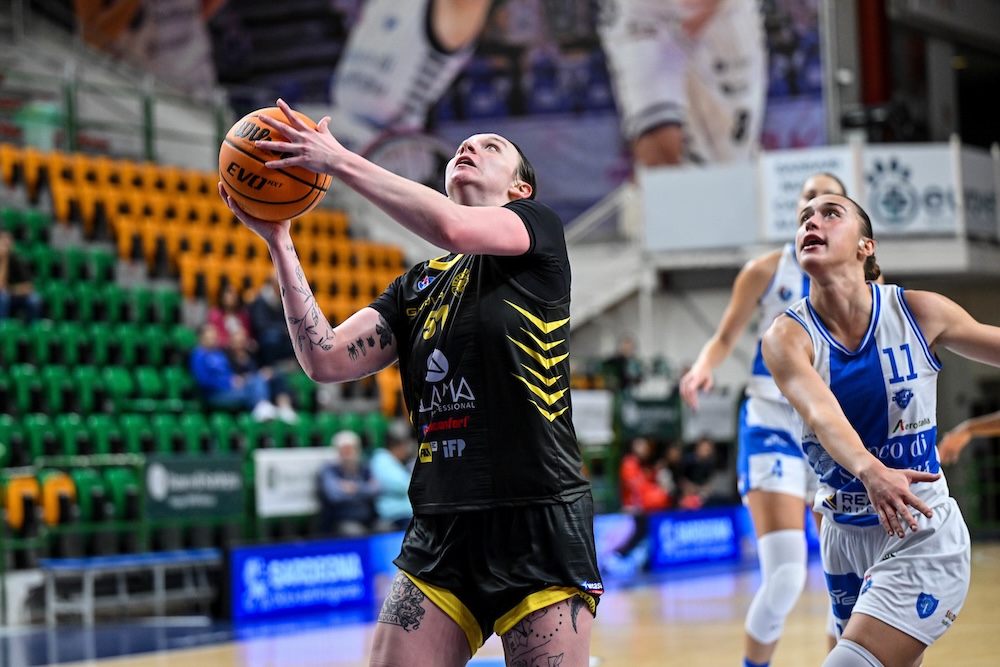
[680,173,846,667]
[596,0,767,166]
[321,0,495,155]
[763,194,979,667]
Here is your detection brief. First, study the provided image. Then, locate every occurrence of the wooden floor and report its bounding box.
[57,543,999,667]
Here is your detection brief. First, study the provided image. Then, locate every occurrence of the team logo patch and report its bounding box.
[417,274,435,291]
[778,285,792,301]
[892,388,914,409]
[860,574,873,595]
[916,592,939,619]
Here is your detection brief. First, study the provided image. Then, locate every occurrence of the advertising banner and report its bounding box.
[253,447,336,518]
[144,455,243,520]
[571,389,616,448]
[648,507,742,569]
[761,146,856,241]
[229,538,373,622]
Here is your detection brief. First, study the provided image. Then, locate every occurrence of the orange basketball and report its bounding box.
[219,107,332,221]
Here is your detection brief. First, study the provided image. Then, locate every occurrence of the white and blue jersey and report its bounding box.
[737,243,813,498]
[784,283,949,526]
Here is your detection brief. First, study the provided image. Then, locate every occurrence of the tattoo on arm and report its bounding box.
[378,574,426,632]
[376,314,393,349]
[285,264,335,352]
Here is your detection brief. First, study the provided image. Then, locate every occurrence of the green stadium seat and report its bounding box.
[118,413,153,454]
[152,288,182,325]
[84,413,118,455]
[107,323,140,366]
[83,322,112,366]
[361,411,389,449]
[63,282,96,322]
[0,206,22,234]
[68,468,110,522]
[22,245,62,282]
[234,413,268,451]
[166,325,198,366]
[312,411,341,447]
[92,283,129,323]
[37,282,66,320]
[62,246,90,283]
[90,247,117,284]
[286,369,317,412]
[0,414,29,467]
[207,412,241,452]
[178,413,213,453]
[135,324,168,367]
[0,319,30,364]
[162,365,198,408]
[54,413,88,457]
[149,413,182,454]
[70,365,105,414]
[100,366,135,412]
[290,411,321,447]
[22,209,52,245]
[23,413,58,461]
[103,467,140,522]
[10,364,42,414]
[49,321,86,367]
[41,365,74,415]
[133,366,170,412]
[339,412,363,440]
[0,368,10,418]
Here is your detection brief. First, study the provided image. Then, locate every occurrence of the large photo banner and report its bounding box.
[68,1,831,223]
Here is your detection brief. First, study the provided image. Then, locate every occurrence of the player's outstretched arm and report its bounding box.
[220,183,397,383]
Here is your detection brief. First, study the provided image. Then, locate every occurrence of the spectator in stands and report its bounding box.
[603,332,644,393]
[189,323,279,422]
[318,430,386,537]
[226,327,298,424]
[0,230,42,322]
[207,283,253,349]
[609,436,672,572]
[249,275,296,368]
[370,420,416,530]
[677,437,727,509]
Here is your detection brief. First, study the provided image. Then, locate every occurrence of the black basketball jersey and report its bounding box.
[370,199,591,513]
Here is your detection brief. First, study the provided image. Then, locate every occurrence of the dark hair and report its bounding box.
[814,172,847,196]
[844,196,881,281]
[509,140,537,200]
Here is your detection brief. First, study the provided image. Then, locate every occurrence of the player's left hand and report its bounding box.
[861,464,941,538]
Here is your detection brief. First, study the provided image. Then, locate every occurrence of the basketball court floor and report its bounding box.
[2,543,996,667]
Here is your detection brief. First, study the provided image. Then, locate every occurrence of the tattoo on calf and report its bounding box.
[286,265,334,352]
[378,575,426,632]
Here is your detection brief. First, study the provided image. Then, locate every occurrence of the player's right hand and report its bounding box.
[219,182,291,242]
[679,367,712,410]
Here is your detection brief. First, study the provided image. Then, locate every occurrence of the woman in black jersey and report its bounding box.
[220,98,602,667]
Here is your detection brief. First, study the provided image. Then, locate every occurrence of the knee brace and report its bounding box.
[744,529,807,644]
[822,639,885,667]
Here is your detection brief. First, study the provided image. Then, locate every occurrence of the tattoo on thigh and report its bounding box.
[378,575,426,632]
[504,598,586,666]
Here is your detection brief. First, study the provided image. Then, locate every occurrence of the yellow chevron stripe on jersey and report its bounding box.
[532,402,570,422]
[520,329,565,351]
[522,365,562,387]
[428,254,464,270]
[504,300,570,333]
[508,337,569,369]
[513,375,568,405]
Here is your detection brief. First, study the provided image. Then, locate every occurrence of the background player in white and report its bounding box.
[679,172,846,667]
[596,0,767,166]
[318,0,495,155]
[763,193,981,667]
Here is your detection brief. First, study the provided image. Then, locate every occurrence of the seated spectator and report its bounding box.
[226,327,298,424]
[189,323,279,421]
[369,419,416,530]
[249,275,296,368]
[207,283,252,349]
[0,230,42,322]
[677,437,727,509]
[318,430,386,537]
[610,436,672,570]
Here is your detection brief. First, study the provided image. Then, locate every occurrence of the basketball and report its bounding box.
[219,107,332,221]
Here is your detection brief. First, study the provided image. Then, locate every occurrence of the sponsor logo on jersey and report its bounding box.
[425,349,448,383]
[416,438,467,463]
[891,416,931,433]
[860,574,873,595]
[942,609,957,628]
[422,415,470,436]
[916,592,939,619]
[892,388,914,409]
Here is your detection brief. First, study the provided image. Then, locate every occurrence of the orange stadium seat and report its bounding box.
[40,471,76,526]
[0,143,23,188]
[3,476,40,533]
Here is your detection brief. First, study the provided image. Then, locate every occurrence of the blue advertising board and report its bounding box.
[648,507,743,569]
[229,537,376,623]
